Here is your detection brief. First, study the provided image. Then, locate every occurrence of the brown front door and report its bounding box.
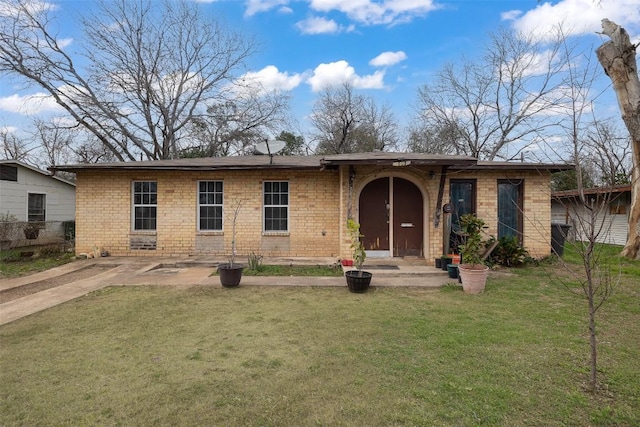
[359,178,389,251]
[359,177,424,257]
[393,178,423,257]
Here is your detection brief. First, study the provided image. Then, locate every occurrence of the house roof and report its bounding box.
[320,152,477,166]
[451,161,574,173]
[49,152,572,173]
[1,160,76,187]
[552,184,632,199]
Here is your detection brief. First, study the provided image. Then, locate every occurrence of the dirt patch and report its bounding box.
[0,265,114,303]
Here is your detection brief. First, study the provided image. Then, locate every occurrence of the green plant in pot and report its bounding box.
[218,200,244,288]
[458,214,490,294]
[344,219,372,293]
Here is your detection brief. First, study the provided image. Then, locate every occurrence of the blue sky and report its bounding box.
[1,0,640,147]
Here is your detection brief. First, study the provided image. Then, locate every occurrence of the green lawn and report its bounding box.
[0,248,75,278]
[1,252,639,426]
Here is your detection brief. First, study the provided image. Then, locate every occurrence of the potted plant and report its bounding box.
[217,201,244,288]
[23,221,44,240]
[440,254,452,271]
[458,214,490,294]
[344,219,372,293]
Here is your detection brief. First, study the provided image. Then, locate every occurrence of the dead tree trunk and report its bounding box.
[596,19,640,259]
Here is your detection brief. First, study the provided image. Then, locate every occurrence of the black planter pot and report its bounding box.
[435,258,442,269]
[218,263,243,288]
[447,264,459,279]
[345,270,372,293]
[441,257,452,271]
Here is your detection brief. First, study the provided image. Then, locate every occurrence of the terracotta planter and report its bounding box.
[345,270,372,293]
[218,263,243,288]
[458,264,489,294]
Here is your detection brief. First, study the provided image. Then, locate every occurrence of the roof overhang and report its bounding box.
[450,161,574,173]
[1,159,76,186]
[320,152,477,167]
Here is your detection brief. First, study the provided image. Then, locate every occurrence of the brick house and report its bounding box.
[52,152,569,262]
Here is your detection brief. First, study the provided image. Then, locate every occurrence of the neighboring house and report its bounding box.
[0,160,76,246]
[552,185,631,246]
[52,153,569,261]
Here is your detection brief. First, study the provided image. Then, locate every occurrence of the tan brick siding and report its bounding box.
[75,166,552,260]
[75,170,341,257]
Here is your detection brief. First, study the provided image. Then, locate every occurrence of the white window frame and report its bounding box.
[27,193,46,222]
[132,181,157,231]
[197,180,224,232]
[263,181,289,233]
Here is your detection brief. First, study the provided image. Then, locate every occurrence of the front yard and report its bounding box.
[1,250,639,426]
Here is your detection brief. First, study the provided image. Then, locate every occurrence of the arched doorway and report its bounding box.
[359,177,424,257]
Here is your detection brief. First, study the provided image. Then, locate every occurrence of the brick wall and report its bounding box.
[75,166,552,259]
[75,169,341,257]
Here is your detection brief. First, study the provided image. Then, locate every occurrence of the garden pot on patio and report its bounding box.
[440,256,452,271]
[435,258,442,269]
[218,263,243,288]
[447,264,459,279]
[345,270,372,293]
[458,264,489,294]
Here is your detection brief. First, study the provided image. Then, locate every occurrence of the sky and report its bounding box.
[1,0,640,154]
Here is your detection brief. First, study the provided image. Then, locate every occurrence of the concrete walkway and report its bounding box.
[0,256,453,325]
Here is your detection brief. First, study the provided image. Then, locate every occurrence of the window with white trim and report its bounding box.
[28,193,46,222]
[263,181,288,232]
[198,181,223,231]
[132,181,157,231]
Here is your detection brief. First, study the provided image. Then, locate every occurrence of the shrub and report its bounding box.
[490,236,529,267]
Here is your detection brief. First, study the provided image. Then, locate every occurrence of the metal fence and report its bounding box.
[0,220,75,250]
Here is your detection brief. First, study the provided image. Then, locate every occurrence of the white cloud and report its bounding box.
[369,51,407,67]
[238,65,303,93]
[309,0,439,26]
[0,93,63,115]
[296,16,340,34]
[500,9,522,21]
[307,60,385,91]
[0,0,58,16]
[507,0,640,41]
[245,0,290,17]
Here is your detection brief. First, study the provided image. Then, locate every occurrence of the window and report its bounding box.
[264,181,288,232]
[498,179,524,241]
[1,164,18,181]
[28,193,46,222]
[198,181,223,231]
[132,181,157,231]
[449,179,476,252]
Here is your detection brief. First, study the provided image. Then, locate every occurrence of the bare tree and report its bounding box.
[411,26,580,160]
[184,87,290,157]
[0,0,255,161]
[585,121,632,186]
[30,118,73,169]
[311,82,398,154]
[0,128,30,161]
[407,121,469,155]
[596,19,640,259]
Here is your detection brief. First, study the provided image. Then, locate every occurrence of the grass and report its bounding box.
[243,264,343,276]
[1,253,639,426]
[0,247,75,279]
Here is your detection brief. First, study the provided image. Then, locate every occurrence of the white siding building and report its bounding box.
[0,160,75,246]
[551,185,631,246]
